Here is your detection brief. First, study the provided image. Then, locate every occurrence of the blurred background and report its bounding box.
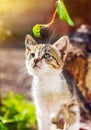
[0,0,91,47]
[0,0,91,130]
[0,0,91,96]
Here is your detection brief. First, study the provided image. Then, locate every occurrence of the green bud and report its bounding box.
[32,24,41,38]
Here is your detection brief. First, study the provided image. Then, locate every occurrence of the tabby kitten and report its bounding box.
[25,35,87,130]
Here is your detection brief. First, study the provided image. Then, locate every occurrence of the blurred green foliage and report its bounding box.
[0,92,37,130]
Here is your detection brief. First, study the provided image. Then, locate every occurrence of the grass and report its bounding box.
[0,92,37,130]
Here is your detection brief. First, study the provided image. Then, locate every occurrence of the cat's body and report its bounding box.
[25,35,89,130]
[32,70,80,130]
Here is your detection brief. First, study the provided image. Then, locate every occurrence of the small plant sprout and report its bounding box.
[32,0,74,38]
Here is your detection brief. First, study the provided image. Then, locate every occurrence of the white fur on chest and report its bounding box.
[32,72,71,112]
[33,73,67,95]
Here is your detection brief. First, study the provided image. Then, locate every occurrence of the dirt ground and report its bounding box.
[0,48,33,99]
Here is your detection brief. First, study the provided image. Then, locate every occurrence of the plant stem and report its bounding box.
[42,9,57,27]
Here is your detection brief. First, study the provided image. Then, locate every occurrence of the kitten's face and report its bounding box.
[25,35,69,76]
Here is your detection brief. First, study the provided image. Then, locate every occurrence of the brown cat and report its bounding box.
[64,41,91,120]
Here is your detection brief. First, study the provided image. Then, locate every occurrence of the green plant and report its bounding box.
[32,0,74,38]
[0,92,37,130]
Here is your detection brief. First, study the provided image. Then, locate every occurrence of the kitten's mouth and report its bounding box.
[33,64,41,69]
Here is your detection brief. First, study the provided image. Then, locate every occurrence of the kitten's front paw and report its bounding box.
[50,124,62,130]
[67,122,80,130]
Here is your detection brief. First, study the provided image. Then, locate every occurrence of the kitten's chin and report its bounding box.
[33,67,61,77]
[26,62,41,76]
[27,67,41,76]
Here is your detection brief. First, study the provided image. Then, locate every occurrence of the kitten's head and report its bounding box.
[25,35,69,76]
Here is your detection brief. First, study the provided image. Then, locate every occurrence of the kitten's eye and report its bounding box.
[43,53,51,59]
[29,53,35,58]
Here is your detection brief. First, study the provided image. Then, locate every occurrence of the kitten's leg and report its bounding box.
[65,104,91,130]
[37,114,51,130]
[63,123,69,130]
[66,104,80,130]
[36,108,51,130]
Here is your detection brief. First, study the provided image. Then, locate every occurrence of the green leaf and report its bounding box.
[56,0,74,26]
[32,24,41,38]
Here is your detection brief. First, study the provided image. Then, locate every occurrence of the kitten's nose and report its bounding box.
[34,59,39,64]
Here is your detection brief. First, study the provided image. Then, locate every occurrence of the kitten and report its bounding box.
[25,35,88,130]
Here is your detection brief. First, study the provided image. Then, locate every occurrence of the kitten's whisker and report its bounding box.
[19,66,28,76]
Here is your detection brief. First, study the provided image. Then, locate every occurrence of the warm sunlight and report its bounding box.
[0,0,49,13]
[0,0,33,13]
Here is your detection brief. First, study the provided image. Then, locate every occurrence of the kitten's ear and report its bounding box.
[25,34,37,49]
[53,35,69,54]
